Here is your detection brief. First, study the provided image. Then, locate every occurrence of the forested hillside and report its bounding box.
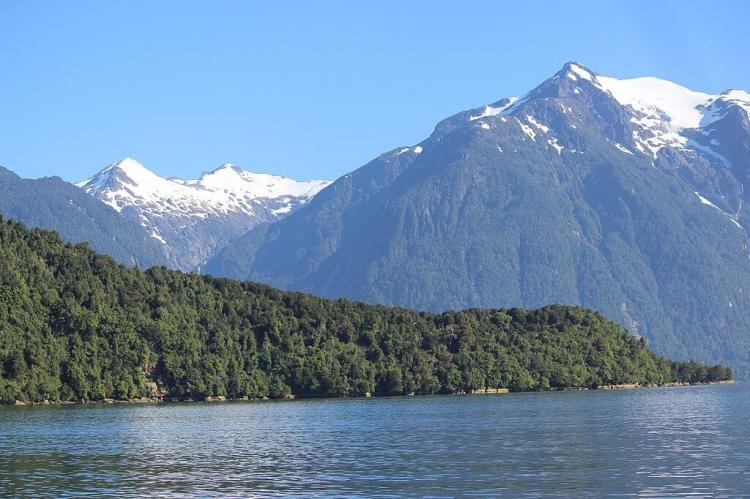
[206,63,750,379]
[0,218,730,404]
[0,166,166,268]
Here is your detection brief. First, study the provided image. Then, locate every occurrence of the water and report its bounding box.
[1,384,748,497]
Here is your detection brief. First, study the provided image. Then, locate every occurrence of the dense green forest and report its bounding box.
[0,166,167,268]
[0,217,731,404]
[206,69,750,381]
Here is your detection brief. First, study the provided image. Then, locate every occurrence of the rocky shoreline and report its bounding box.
[6,380,735,406]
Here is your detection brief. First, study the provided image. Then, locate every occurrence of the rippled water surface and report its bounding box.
[1,384,749,497]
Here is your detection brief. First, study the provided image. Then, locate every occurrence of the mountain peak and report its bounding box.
[510,61,602,103]
[115,156,143,168]
[212,162,243,173]
[76,157,161,195]
[204,62,750,380]
[720,89,750,99]
[109,157,157,178]
[77,158,331,269]
[0,165,21,179]
[716,90,750,118]
[460,62,747,158]
[557,61,596,82]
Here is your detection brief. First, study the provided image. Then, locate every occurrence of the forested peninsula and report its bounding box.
[0,217,731,404]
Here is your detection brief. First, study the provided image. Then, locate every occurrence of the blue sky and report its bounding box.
[1,1,749,182]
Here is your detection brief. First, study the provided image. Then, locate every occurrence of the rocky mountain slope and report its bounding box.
[205,62,750,377]
[78,158,330,270]
[0,166,166,268]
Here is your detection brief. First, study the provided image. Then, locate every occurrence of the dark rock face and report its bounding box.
[206,63,750,377]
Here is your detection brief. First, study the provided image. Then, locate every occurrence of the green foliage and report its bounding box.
[205,97,750,381]
[0,218,731,403]
[669,361,733,384]
[0,166,166,268]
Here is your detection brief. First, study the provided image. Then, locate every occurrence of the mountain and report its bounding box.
[77,158,330,271]
[0,217,729,403]
[205,62,750,377]
[0,165,166,268]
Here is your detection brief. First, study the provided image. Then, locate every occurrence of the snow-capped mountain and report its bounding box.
[0,165,167,269]
[77,158,330,270]
[564,63,749,158]
[206,62,750,377]
[449,61,750,227]
[461,62,749,164]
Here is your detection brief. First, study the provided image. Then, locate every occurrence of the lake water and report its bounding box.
[1,384,748,497]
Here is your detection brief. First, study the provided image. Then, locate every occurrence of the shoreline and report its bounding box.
[6,380,735,407]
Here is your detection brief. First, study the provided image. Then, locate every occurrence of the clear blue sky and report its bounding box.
[2,1,749,182]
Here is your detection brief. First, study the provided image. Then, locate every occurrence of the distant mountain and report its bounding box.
[0,166,165,268]
[77,158,330,271]
[205,62,750,377]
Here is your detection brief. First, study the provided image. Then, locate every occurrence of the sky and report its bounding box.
[1,1,749,182]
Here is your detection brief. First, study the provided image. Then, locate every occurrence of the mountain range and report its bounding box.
[77,158,330,270]
[0,166,166,268]
[204,62,750,377]
[1,62,749,377]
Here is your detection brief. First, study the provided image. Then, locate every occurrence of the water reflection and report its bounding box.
[1,385,748,496]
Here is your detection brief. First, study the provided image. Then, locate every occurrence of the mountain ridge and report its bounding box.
[0,165,167,268]
[205,62,750,377]
[78,157,331,270]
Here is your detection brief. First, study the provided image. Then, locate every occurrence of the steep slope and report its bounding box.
[0,166,165,268]
[0,217,729,403]
[206,62,750,377]
[78,158,330,270]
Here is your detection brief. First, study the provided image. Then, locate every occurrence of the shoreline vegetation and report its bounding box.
[8,380,736,407]
[0,218,733,405]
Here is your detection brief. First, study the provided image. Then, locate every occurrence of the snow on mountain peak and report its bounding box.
[715,89,750,120]
[560,66,749,155]
[194,164,330,199]
[78,158,330,215]
[462,62,749,162]
[592,75,715,155]
[469,96,525,121]
[77,158,332,269]
[552,63,714,131]
[597,76,711,129]
[206,163,244,176]
[721,89,750,101]
[116,156,147,171]
[563,62,595,82]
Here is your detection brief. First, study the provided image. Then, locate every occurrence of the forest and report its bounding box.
[0,217,731,404]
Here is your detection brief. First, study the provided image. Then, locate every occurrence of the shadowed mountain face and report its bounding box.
[0,166,166,268]
[205,63,750,377]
